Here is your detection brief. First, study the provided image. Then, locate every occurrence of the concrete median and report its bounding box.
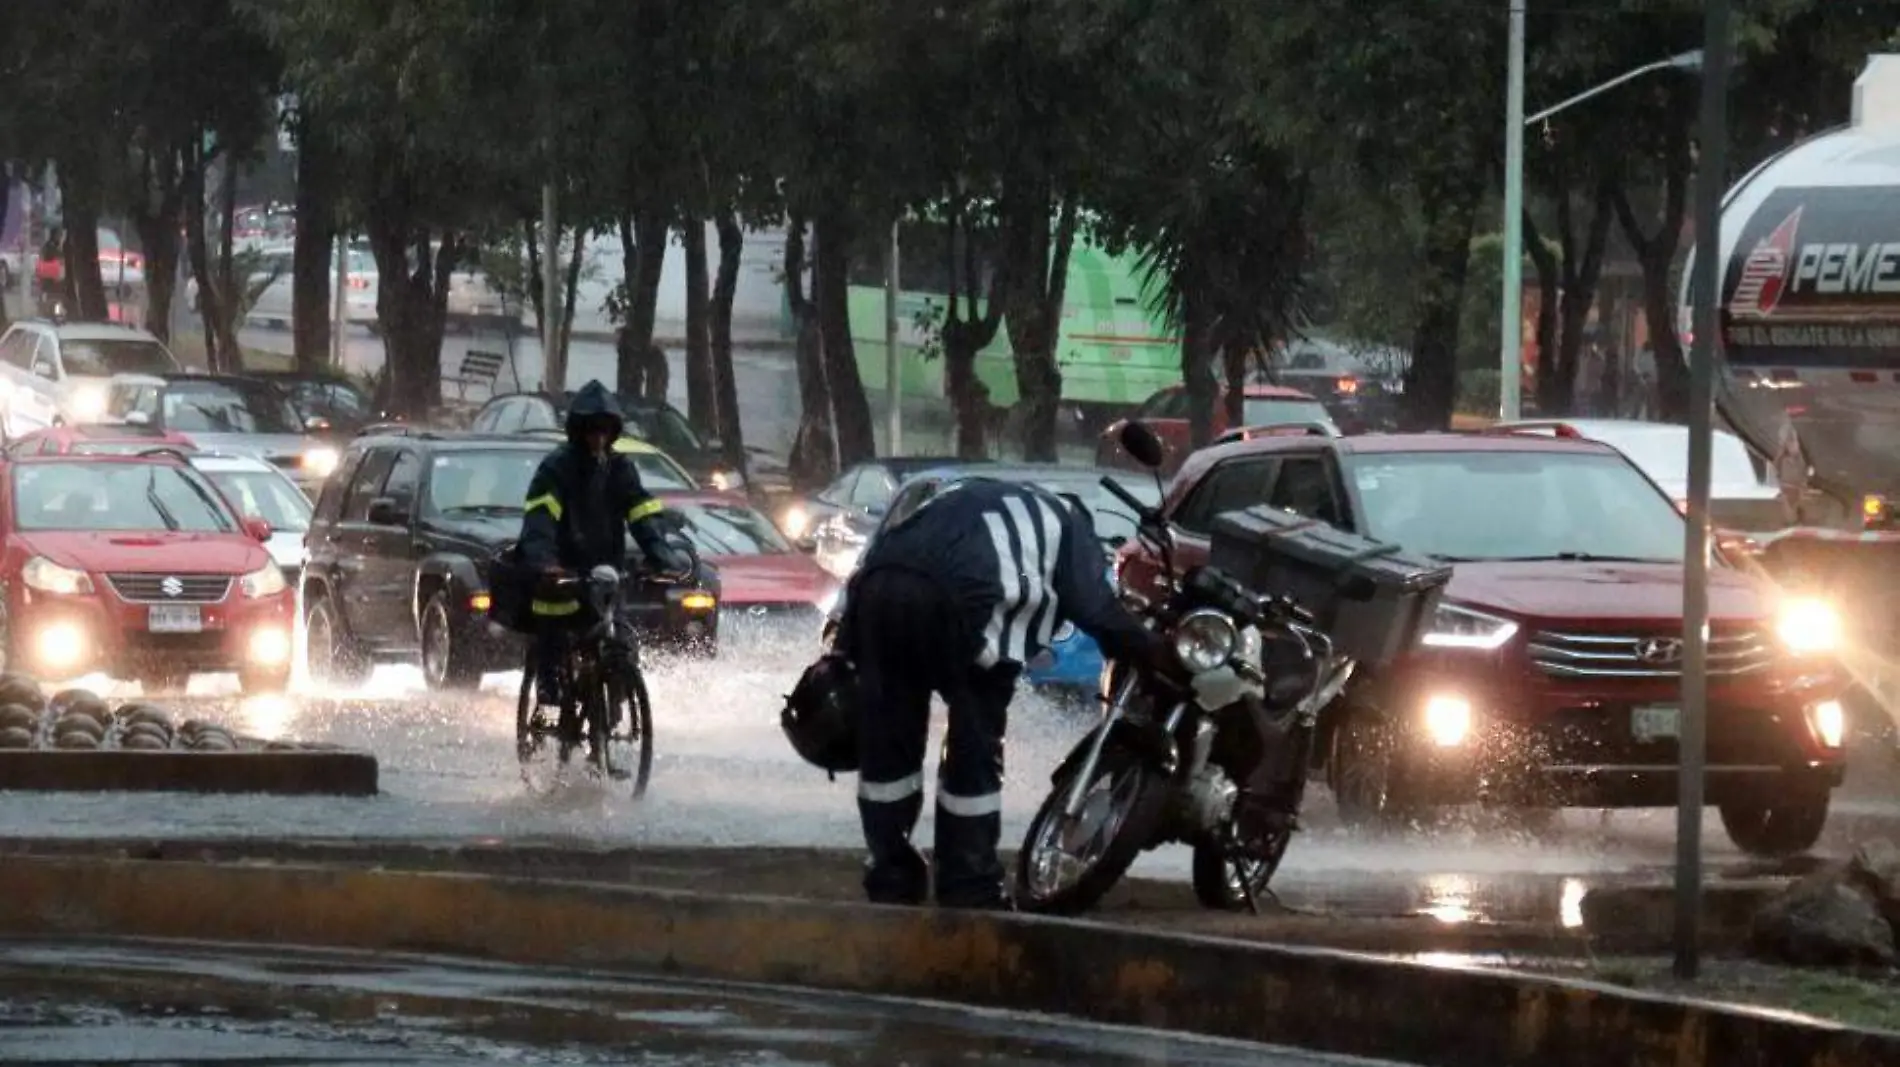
[0,854,1892,1067]
[0,750,378,796]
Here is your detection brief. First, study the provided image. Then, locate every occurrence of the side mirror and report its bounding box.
[305,415,332,432]
[31,360,55,380]
[1118,420,1165,469]
[244,517,273,542]
[366,497,402,526]
[122,410,153,427]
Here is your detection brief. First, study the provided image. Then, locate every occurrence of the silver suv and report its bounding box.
[0,318,181,436]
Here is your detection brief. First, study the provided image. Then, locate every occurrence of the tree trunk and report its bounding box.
[1611,138,1690,421]
[1523,211,1561,415]
[784,215,835,488]
[0,173,11,330]
[555,224,584,389]
[183,138,226,369]
[940,199,1007,460]
[682,218,715,433]
[57,163,108,322]
[1402,167,1484,430]
[710,215,746,470]
[291,117,335,372]
[1221,335,1247,428]
[813,209,875,465]
[1555,177,1615,415]
[616,211,667,398]
[1003,196,1078,462]
[366,214,454,419]
[128,147,185,346]
[209,160,242,370]
[1180,281,1219,449]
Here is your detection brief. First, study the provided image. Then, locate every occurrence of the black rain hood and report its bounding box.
[564,380,626,444]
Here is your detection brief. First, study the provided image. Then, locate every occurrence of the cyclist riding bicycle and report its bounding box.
[518,380,692,731]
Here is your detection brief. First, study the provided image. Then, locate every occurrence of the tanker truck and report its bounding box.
[1685,53,1900,670]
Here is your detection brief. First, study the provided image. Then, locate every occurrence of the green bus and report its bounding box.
[820,221,1181,423]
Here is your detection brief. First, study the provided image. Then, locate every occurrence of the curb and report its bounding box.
[1582,882,1786,954]
[0,855,1893,1067]
[0,751,378,796]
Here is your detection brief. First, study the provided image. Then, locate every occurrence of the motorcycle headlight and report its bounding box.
[1420,602,1519,651]
[1776,597,1841,656]
[780,504,811,539]
[302,446,340,479]
[1172,609,1237,674]
[239,563,288,598]
[22,556,93,596]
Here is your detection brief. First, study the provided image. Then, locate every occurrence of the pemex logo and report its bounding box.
[1727,207,1803,319]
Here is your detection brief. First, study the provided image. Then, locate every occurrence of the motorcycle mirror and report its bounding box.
[1118,420,1165,469]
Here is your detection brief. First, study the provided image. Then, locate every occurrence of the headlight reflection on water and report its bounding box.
[239,694,296,741]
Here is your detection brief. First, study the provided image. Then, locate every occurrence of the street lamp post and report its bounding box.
[1497,19,1703,420]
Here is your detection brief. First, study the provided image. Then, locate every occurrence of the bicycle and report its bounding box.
[514,562,663,797]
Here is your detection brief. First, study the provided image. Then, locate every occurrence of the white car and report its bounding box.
[188,245,378,328]
[187,452,313,582]
[0,319,182,436]
[1496,417,1795,531]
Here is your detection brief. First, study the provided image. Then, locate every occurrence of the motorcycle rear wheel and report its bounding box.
[1014,746,1169,917]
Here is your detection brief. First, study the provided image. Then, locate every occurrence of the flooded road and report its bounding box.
[0,940,1428,1066]
[0,618,1894,927]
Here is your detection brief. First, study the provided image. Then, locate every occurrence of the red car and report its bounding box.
[3,423,197,459]
[1097,383,1339,475]
[659,491,839,622]
[1116,428,1852,857]
[0,452,294,692]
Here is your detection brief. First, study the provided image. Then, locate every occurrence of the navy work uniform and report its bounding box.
[835,477,1161,908]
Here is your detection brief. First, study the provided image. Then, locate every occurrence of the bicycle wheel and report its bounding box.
[514,645,574,794]
[606,666,655,798]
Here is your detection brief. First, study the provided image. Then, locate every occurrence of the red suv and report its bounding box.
[1097,383,1339,475]
[0,453,294,692]
[1116,429,1852,856]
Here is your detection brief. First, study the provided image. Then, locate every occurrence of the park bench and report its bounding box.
[446,348,506,401]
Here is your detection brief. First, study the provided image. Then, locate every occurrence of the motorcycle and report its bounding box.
[1013,421,1355,916]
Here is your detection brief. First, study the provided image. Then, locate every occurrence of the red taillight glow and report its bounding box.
[348,275,371,290]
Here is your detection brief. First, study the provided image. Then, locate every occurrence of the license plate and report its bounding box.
[147,605,203,634]
[1632,704,1680,743]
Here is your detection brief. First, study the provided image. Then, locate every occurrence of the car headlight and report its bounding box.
[22,556,93,596]
[1808,699,1846,748]
[1776,597,1841,655]
[1423,694,1473,748]
[302,446,340,479]
[69,386,107,421]
[239,563,288,598]
[711,468,745,492]
[1420,602,1519,650]
[1172,609,1237,673]
[781,504,811,539]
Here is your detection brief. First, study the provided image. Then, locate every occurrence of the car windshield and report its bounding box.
[627,450,695,491]
[425,450,541,514]
[68,441,185,456]
[673,500,793,556]
[1596,427,1770,490]
[1349,450,1686,563]
[59,340,176,378]
[625,406,706,456]
[12,462,235,533]
[1242,397,1336,430]
[205,469,312,532]
[958,472,1158,545]
[158,381,300,434]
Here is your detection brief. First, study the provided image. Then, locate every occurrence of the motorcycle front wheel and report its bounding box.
[1014,746,1169,916]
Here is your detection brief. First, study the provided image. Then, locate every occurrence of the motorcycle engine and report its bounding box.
[1182,765,1239,834]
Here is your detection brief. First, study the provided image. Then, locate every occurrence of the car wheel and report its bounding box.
[305,592,371,688]
[1719,788,1830,858]
[1328,708,1418,831]
[420,589,481,691]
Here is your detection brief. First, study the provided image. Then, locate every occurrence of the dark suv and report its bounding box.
[301,431,721,690]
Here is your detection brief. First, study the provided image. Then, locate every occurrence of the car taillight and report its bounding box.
[348,275,370,290]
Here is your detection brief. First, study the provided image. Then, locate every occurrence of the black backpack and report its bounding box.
[481,540,538,634]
